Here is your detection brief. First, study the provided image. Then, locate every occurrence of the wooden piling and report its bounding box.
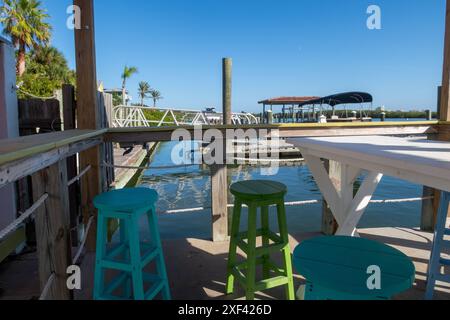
[211,58,231,242]
[425,1,450,231]
[74,0,102,251]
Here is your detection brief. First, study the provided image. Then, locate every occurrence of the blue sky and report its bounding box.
[9,0,449,111]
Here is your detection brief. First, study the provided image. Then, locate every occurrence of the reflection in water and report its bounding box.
[139,142,422,240]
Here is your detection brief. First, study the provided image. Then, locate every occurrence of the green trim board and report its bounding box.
[0,129,107,166]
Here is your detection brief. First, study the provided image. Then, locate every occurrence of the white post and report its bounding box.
[0,37,19,231]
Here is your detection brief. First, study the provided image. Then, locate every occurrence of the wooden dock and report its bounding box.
[0,225,448,300]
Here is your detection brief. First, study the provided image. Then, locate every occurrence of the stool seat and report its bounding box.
[293,236,415,300]
[94,188,158,212]
[230,180,287,201]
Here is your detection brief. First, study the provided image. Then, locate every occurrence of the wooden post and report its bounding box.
[441,1,450,122]
[422,0,450,231]
[222,58,232,125]
[62,84,80,245]
[211,58,232,242]
[74,0,101,250]
[32,160,72,300]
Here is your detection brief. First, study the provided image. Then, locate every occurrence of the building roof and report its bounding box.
[258,96,320,105]
[259,92,373,107]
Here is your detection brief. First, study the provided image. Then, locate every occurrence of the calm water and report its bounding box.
[139,139,423,240]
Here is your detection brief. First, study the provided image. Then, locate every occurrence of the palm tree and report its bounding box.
[30,46,69,80]
[138,81,151,106]
[150,89,163,108]
[0,0,52,76]
[121,65,138,105]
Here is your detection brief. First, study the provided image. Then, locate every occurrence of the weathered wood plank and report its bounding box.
[441,0,450,122]
[105,124,438,144]
[211,58,232,242]
[62,84,80,245]
[0,137,102,188]
[74,0,102,250]
[32,160,72,300]
[0,129,106,166]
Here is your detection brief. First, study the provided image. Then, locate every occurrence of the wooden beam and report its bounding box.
[74,0,101,250]
[32,160,72,300]
[105,123,438,144]
[441,0,450,122]
[0,136,102,189]
[211,58,232,242]
[62,84,80,245]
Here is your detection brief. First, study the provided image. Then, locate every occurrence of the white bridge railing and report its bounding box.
[112,105,259,128]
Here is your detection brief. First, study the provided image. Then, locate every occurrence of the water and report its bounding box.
[139,140,423,240]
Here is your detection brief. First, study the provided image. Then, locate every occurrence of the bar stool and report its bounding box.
[293,236,416,300]
[226,180,295,300]
[93,188,171,300]
[426,191,450,300]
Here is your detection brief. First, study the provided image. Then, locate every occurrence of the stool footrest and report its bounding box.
[98,272,166,301]
[236,230,287,257]
[440,258,450,266]
[143,273,166,300]
[232,258,289,291]
[100,243,160,272]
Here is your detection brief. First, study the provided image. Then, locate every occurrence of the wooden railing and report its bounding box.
[0,121,448,299]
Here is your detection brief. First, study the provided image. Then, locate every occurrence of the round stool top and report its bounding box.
[230,180,287,201]
[94,188,158,212]
[293,236,415,298]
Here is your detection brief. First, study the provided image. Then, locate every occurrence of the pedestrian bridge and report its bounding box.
[112,105,259,128]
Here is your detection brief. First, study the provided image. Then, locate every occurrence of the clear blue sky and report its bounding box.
[22,1,450,111]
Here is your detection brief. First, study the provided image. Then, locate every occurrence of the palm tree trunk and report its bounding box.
[122,80,127,106]
[153,99,156,108]
[17,42,26,77]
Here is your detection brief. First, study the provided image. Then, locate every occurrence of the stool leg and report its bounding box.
[129,214,145,300]
[147,206,171,300]
[277,200,295,300]
[261,205,270,279]
[246,203,258,300]
[426,192,450,300]
[226,200,242,295]
[119,218,132,299]
[93,214,108,300]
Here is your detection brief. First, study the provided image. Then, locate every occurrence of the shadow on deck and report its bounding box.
[0,227,449,300]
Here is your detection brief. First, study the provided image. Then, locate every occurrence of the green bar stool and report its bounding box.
[226,180,295,300]
[93,188,171,300]
[293,236,416,300]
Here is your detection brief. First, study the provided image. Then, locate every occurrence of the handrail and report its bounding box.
[0,193,49,241]
[161,196,435,215]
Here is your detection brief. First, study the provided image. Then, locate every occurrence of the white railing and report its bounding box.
[112,105,259,128]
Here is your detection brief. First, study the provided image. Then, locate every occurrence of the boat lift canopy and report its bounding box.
[259,92,373,108]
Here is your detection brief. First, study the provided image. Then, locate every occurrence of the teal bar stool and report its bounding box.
[93,188,171,300]
[293,236,415,300]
